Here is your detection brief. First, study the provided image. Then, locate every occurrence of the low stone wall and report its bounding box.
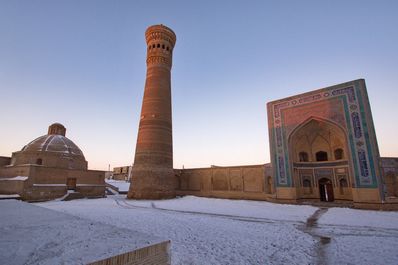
[113,173,129,181]
[0,156,11,167]
[176,164,273,201]
[353,202,398,211]
[0,165,33,178]
[22,184,105,202]
[23,184,67,201]
[76,184,106,198]
[88,240,170,265]
[0,178,25,194]
[381,157,398,197]
[0,165,106,201]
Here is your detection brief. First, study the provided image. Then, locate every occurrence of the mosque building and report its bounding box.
[176,80,398,209]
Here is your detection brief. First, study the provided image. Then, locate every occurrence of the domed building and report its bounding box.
[12,123,87,170]
[0,123,105,201]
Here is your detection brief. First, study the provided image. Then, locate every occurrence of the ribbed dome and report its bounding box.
[21,134,85,158]
[11,123,88,170]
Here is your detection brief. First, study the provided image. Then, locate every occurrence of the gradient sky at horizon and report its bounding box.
[1,0,398,170]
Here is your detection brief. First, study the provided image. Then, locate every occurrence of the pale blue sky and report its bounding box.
[1,0,397,170]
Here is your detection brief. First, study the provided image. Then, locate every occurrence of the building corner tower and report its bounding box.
[128,25,177,199]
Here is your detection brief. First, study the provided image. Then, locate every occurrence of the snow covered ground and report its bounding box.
[36,196,398,265]
[105,179,130,192]
[319,207,398,229]
[0,200,166,265]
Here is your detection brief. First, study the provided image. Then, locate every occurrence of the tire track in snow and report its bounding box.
[113,197,305,226]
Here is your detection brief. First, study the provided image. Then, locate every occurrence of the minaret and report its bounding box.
[128,25,177,199]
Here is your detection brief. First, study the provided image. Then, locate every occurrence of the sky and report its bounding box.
[0,0,397,170]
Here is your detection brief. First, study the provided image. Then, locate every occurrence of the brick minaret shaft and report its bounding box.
[128,25,177,199]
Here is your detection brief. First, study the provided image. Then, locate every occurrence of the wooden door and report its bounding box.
[67,178,76,190]
[326,183,334,202]
[319,178,334,202]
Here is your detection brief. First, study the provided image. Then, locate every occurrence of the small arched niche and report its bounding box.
[302,178,313,194]
[266,176,273,194]
[334,148,344,160]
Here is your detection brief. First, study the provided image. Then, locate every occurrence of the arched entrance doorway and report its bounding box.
[319,178,334,202]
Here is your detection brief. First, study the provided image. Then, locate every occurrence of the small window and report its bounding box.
[152,44,155,48]
[157,44,160,48]
[36,158,42,165]
[162,44,165,49]
[334,148,344,160]
[166,47,169,51]
[299,152,309,162]
[316,151,328,161]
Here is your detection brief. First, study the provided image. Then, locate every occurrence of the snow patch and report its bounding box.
[0,176,28,181]
[105,179,130,192]
[0,194,20,198]
[76,184,105,187]
[33,184,67,187]
[125,195,316,222]
[318,207,398,229]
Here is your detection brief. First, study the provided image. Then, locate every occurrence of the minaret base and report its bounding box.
[127,167,176,200]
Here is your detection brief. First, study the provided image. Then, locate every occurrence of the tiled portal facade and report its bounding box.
[267,79,383,206]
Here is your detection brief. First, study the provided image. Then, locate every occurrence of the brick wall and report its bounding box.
[88,240,170,265]
[176,164,274,201]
